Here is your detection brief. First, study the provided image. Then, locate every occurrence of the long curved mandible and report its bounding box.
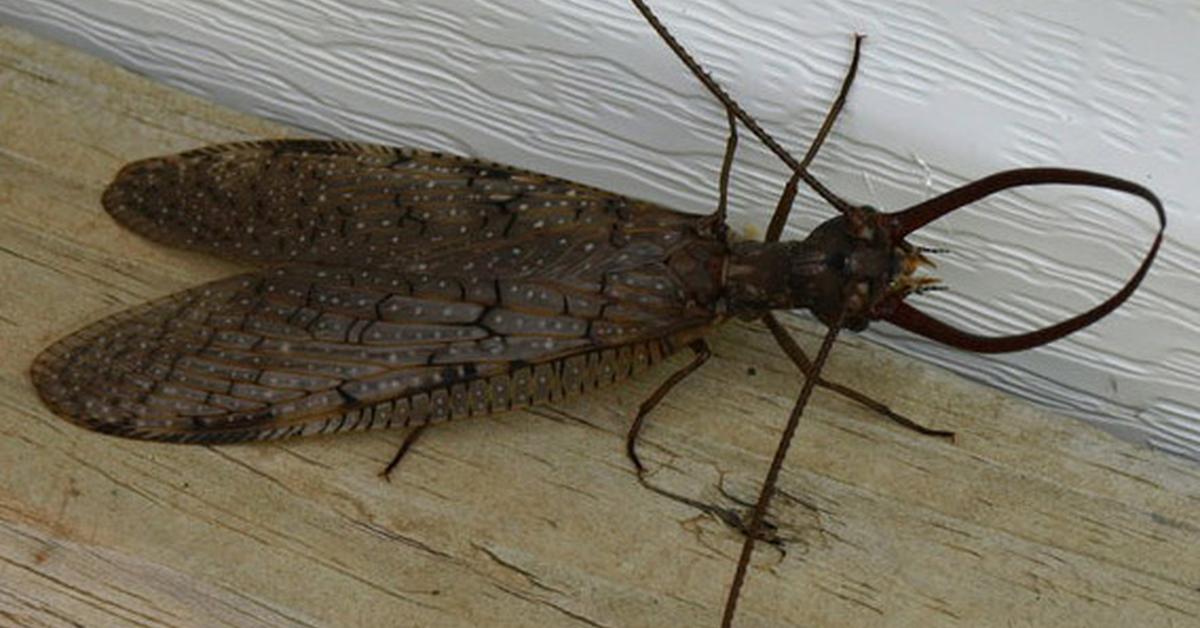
[869,168,1166,354]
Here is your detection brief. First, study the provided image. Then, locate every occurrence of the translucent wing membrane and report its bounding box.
[102,139,698,274]
[32,263,719,443]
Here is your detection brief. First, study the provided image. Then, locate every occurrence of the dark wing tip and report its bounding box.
[30,340,81,422]
[26,279,274,445]
[101,153,187,246]
[30,339,269,445]
[29,332,146,440]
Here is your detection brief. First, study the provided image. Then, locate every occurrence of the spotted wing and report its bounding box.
[32,262,718,443]
[102,139,698,273]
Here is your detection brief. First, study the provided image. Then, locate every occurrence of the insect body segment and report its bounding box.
[720,205,938,332]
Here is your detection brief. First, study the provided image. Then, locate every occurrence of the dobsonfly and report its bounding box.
[29,1,1165,626]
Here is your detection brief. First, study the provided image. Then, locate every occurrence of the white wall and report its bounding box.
[3,1,1196,458]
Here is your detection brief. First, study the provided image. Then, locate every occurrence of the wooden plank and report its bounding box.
[2,25,1198,627]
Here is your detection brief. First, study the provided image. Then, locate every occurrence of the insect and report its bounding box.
[30,1,1165,625]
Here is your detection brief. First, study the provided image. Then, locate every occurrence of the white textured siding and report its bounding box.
[2,1,1196,458]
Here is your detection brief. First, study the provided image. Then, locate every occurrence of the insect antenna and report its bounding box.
[629,0,858,220]
[720,322,843,627]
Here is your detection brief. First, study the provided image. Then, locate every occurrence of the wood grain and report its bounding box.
[2,25,1198,628]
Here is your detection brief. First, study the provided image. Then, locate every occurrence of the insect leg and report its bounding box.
[765,171,803,245]
[766,35,864,242]
[763,313,955,440]
[630,0,856,216]
[711,107,738,230]
[722,323,842,628]
[624,339,711,474]
[378,424,429,481]
[635,474,784,546]
[626,340,796,543]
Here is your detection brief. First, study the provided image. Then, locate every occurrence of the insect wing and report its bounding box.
[32,263,715,443]
[102,139,695,273]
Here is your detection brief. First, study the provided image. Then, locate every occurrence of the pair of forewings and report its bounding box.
[32,140,730,443]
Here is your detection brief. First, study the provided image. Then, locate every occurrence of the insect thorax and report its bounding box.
[723,212,909,331]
